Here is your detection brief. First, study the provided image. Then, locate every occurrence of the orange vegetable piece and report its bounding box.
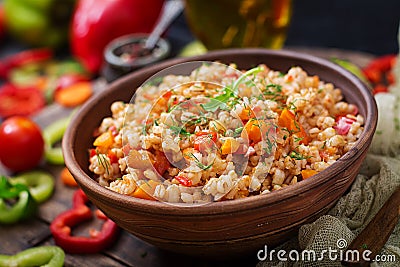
[54,81,92,107]
[93,131,114,149]
[238,107,255,121]
[241,119,269,143]
[221,137,240,154]
[278,109,309,145]
[301,169,318,179]
[60,167,78,187]
[132,180,159,201]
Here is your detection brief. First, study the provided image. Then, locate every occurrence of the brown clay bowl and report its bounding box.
[63,49,377,259]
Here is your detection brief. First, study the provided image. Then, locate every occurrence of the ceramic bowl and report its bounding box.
[63,48,377,258]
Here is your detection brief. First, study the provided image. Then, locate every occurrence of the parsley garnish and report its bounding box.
[96,150,111,176]
[188,153,214,170]
[288,150,310,160]
[200,87,235,112]
[201,66,263,112]
[168,125,192,136]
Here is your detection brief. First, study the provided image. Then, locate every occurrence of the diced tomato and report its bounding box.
[90,148,97,157]
[153,150,170,176]
[175,175,192,187]
[107,150,119,164]
[194,131,217,152]
[0,83,45,118]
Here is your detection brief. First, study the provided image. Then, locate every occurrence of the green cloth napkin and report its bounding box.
[257,154,400,267]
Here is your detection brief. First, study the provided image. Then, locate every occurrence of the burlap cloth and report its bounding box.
[257,153,400,267]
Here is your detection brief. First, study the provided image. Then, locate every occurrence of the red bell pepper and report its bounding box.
[175,175,192,187]
[50,189,119,254]
[70,0,164,74]
[0,83,46,118]
[0,48,53,79]
[362,54,397,94]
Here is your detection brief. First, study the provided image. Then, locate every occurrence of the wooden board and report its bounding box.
[0,48,375,267]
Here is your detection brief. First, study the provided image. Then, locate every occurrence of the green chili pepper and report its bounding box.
[10,171,54,204]
[43,116,71,165]
[0,176,37,224]
[0,246,65,267]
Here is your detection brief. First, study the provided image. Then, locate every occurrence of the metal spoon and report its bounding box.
[142,0,185,55]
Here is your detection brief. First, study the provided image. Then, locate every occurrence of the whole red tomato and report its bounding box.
[70,0,164,74]
[0,116,44,172]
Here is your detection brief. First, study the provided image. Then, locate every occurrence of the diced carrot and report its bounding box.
[182,147,196,160]
[60,167,78,187]
[221,137,240,154]
[241,119,269,143]
[93,131,114,148]
[132,180,159,200]
[301,169,317,179]
[278,109,309,145]
[238,107,255,121]
[278,108,295,129]
[54,81,92,107]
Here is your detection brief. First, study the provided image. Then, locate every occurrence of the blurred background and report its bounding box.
[168,0,400,56]
[0,0,399,119]
[1,0,399,57]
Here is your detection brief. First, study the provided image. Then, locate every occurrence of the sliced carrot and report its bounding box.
[60,167,78,187]
[301,169,318,179]
[54,81,92,107]
[132,180,159,201]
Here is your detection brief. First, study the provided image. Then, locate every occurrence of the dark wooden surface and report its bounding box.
[0,48,375,267]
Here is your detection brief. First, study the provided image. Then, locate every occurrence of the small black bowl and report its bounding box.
[101,34,170,82]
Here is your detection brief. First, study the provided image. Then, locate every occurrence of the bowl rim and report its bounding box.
[63,48,377,215]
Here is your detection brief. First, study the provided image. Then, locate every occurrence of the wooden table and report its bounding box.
[0,48,375,267]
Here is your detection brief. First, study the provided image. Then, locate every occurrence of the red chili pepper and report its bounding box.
[175,176,192,187]
[194,131,218,152]
[50,189,119,254]
[0,83,46,118]
[0,48,53,79]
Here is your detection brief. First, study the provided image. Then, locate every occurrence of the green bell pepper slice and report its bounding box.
[43,117,70,165]
[0,176,37,224]
[0,246,65,267]
[10,171,54,204]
